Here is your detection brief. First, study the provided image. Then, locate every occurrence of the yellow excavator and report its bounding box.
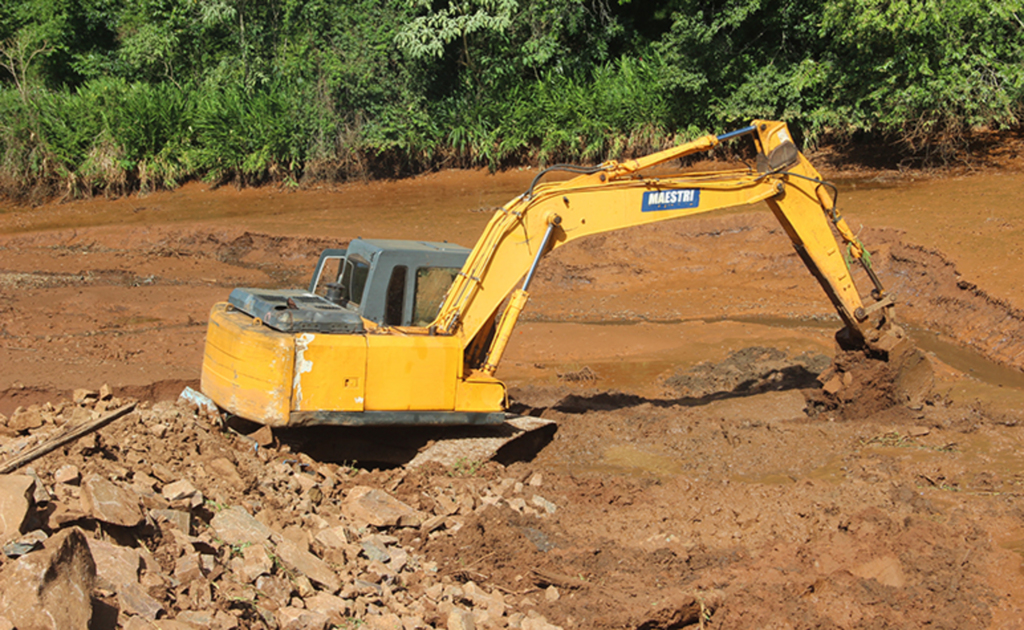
[201,120,926,428]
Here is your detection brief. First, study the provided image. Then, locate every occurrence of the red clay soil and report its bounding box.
[2,159,1024,628]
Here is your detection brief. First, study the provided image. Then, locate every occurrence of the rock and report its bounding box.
[294,472,318,493]
[532,495,557,515]
[162,479,198,502]
[0,527,96,630]
[150,508,191,534]
[3,529,47,558]
[81,474,144,527]
[24,467,52,504]
[344,486,423,528]
[54,464,81,485]
[388,546,409,573]
[304,592,351,624]
[432,494,459,516]
[205,457,245,488]
[99,384,113,400]
[255,574,294,607]
[174,552,203,583]
[72,389,97,404]
[8,406,43,432]
[314,526,351,550]
[822,375,843,396]
[275,538,341,593]
[368,613,404,630]
[235,543,272,583]
[421,514,447,534]
[521,616,563,630]
[150,463,176,484]
[447,608,476,630]
[119,580,165,619]
[188,577,214,610]
[48,501,89,529]
[251,425,274,447]
[176,610,216,627]
[0,474,33,544]
[361,537,391,563]
[210,506,272,546]
[341,579,383,598]
[544,586,560,602]
[85,537,142,591]
[275,606,329,630]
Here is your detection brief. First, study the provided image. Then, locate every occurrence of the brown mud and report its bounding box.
[2,162,1024,628]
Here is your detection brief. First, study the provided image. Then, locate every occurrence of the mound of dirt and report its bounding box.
[0,394,570,629]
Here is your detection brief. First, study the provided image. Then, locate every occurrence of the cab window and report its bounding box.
[384,266,407,326]
[341,256,370,306]
[312,257,343,297]
[413,267,459,326]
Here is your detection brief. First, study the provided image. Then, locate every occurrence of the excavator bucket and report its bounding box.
[815,324,935,416]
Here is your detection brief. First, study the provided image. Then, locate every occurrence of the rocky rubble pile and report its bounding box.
[0,391,565,630]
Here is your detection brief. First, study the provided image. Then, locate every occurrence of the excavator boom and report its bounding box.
[438,121,903,375]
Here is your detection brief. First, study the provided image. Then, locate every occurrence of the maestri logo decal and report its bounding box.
[642,189,700,212]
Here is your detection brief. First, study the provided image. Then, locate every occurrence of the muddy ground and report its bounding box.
[2,157,1024,629]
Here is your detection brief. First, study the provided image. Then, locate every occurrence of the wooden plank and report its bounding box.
[0,402,137,474]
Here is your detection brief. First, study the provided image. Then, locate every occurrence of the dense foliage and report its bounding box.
[2,0,1022,197]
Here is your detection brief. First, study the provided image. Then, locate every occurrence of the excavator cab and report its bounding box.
[201,238,508,427]
[223,239,470,335]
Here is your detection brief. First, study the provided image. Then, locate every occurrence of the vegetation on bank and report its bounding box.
[1,0,1023,199]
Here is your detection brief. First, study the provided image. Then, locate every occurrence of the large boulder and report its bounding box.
[0,527,96,630]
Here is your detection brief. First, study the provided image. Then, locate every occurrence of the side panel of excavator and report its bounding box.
[364,335,460,411]
[202,303,507,425]
[292,332,367,413]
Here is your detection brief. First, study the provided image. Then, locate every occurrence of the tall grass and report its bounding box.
[1,6,1022,202]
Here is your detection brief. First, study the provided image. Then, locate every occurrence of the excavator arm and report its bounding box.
[434,120,905,375]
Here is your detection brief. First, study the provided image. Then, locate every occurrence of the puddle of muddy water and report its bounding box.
[600,445,686,477]
[534,314,1024,398]
[731,456,847,486]
[908,326,1024,390]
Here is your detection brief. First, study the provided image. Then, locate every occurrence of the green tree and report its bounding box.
[820,0,1024,147]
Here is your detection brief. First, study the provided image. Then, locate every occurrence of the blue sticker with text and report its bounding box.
[642,189,700,212]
